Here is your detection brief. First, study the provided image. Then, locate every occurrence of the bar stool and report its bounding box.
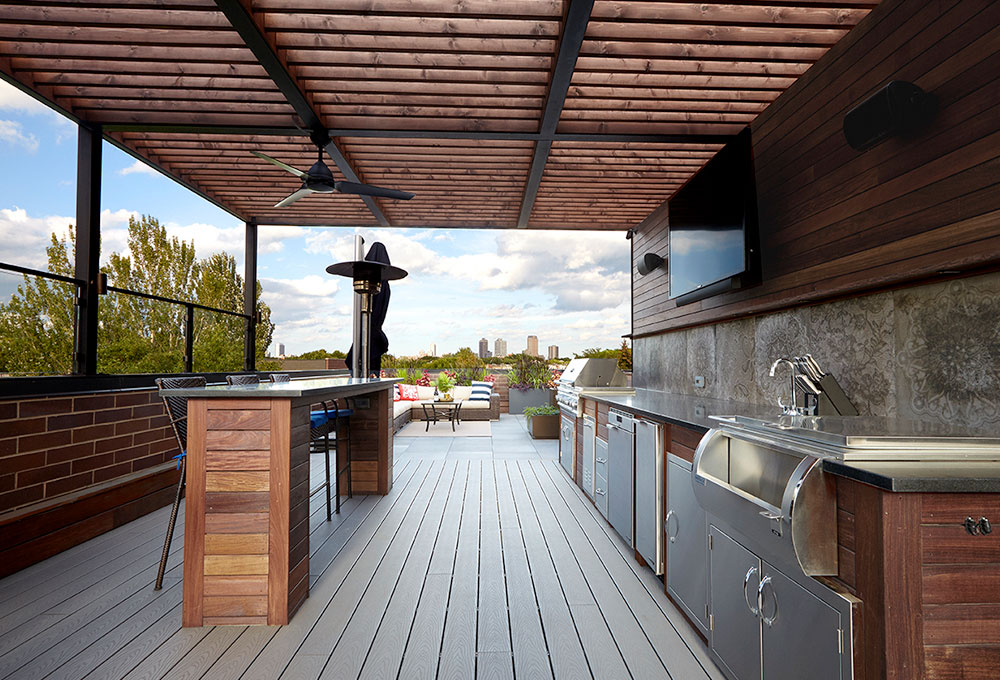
[154,375,206,590]
[269,374,353,518]
[225,374,260,386]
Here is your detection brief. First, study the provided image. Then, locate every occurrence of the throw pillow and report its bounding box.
[469,380,493,402]
[399,384,420,401]
[393,383,401,402]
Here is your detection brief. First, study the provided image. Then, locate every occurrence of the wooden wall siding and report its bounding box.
[596,402,609,441]
[0,389,175,515]
[632,0,1000,336]
[344,388,393,496]
[1,1,872,230]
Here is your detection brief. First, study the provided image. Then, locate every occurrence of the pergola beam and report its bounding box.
[518,0,595,228]
[73,124,102,376]
[212,0,390,227]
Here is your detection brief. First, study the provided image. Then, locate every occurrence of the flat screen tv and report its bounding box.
[668,128,759,306]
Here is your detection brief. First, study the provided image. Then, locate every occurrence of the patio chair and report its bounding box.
[225,374,260,386]
[153,375,206,590]
[270,374,353,519]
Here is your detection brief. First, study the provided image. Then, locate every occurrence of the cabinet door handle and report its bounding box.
[981,517,993,535]
[596,457,607,464]
[666,510,678,543]
[743,566,759,616]
[965,516,981,535]
[758,576,777,627]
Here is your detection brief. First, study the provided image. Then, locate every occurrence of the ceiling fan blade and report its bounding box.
[335,181,415,200]
[273,187,315,208]
[251,151,308,179]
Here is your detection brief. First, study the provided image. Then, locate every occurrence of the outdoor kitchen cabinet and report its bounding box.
[666,453,709,635]
[709,526,843,680]
[607,409,635,546]
[581,415,595,500]
[559,412,575,479]
[594,436,609,518]
[635,417,665,574]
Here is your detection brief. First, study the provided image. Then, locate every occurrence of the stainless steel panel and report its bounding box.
[709,526,762,680]
[608,415,634,546]
[560,413,575,478]
[595,470,609,519]
[760,564,841,680]
[582,416,595,500]
[666,454,709,635]
[595,437,608,483]
[635,418,664,574]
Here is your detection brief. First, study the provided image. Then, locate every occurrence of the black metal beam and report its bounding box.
[73,124,102,376]
[213,0,390,227]
[100,122,734,145]
[244,219,258,372]
[518,0,595,228]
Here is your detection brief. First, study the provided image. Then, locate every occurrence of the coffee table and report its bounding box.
[420,400,463,431]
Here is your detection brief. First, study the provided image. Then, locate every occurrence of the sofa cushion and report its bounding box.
[452,386,473,401]
[399,384,420,401]
[417,385,436,400]
[469,380,493,401]
[460,399,490,410]
[393,400,411,418]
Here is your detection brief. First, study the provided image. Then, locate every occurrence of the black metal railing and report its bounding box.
[0,261,253,374]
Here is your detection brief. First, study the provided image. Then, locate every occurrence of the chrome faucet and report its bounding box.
[769,358,801,416]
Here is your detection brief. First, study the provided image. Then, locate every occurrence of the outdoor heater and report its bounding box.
[326,254,407,379]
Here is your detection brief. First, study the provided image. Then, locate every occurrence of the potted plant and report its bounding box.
[523,404,560,439]
[507,354,557,414]
[433,372,456,402]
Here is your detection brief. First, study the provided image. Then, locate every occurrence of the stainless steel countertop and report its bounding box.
[160,376,400,399]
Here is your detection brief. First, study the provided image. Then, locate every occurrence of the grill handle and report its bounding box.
[743,566,760,616]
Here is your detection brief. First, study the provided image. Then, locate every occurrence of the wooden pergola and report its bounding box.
[0,0,875,372]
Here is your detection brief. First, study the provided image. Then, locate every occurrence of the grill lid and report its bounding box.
[559,358,628,388]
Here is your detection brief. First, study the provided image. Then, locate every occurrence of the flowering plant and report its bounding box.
[416,370,431,387]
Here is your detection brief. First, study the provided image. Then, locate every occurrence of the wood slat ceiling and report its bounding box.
[0,0,877,230]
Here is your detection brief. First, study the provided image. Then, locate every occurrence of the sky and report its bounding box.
[0,79,632,358]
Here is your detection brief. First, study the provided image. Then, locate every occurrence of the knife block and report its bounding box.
[816,374,859,416]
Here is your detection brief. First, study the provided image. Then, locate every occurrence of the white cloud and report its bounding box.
[0,120,39,153]
[0,82,51,115]
[119,160,159,177]
[0,207,72,269]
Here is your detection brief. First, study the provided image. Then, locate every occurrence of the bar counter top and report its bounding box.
[589,389,1000,493]
[162,376,400,399]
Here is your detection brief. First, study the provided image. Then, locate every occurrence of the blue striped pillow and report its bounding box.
[469,380,493,401]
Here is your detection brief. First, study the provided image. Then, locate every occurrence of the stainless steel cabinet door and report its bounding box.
[560,414,575,477]
[582,417,595,499]
[760,564,842,680]
[635,419,664,574]
[594,438,609,518]
[607,421,634,546]
[666,455,709,635]
[710,526,762,680]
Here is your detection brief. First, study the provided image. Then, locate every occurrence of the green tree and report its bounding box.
[618,340,633,371]
[0,214,276,375]
[0,228,76,374]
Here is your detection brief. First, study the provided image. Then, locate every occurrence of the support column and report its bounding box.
[244,219,258,371]
[74,124,102,375]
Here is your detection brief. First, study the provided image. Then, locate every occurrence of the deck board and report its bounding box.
[0,417,721,680]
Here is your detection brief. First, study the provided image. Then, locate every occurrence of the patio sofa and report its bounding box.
[393,385,500,432]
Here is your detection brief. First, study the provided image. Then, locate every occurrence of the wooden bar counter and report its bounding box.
[161,377,397,627]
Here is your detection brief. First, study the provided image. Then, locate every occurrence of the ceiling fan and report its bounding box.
[251,137,414,208]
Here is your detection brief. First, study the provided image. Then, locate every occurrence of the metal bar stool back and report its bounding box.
[154,375,206,590]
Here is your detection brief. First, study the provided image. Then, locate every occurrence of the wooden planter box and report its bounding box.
[528,413,559,439]
[508,388,554,414]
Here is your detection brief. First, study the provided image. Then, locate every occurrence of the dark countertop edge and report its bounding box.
[822,459,1000,493]
[161,377,400,399]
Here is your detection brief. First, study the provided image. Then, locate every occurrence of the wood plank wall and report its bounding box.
[632,0,1000,336]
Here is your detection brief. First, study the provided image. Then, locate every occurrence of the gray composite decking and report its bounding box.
[0,415,722,680]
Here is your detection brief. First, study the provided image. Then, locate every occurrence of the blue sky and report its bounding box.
[0,80,631,358]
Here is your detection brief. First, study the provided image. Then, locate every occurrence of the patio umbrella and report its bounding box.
[345,242,393,376]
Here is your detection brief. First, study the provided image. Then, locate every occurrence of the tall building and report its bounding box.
[526,335,539,357]
[429,343,437,357]
[478,337,489,359]
[495,338,507,357]
[547,345,559,360]
[277,342,285,357]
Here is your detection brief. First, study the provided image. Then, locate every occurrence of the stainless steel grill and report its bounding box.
[555,358,631,417]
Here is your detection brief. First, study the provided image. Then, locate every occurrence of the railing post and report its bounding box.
[185,304,194,372]
[244,219,258,371]
[73,123,102,375]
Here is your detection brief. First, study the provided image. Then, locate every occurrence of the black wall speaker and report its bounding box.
[637,252,664,276]
[843,81,937,151]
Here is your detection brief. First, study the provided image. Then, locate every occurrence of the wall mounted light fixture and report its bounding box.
[637,253,664,276]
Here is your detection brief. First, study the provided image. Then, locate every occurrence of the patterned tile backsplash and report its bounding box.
[634,271,1000,430]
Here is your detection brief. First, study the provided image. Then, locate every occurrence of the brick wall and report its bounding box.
[0,388,177,515]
